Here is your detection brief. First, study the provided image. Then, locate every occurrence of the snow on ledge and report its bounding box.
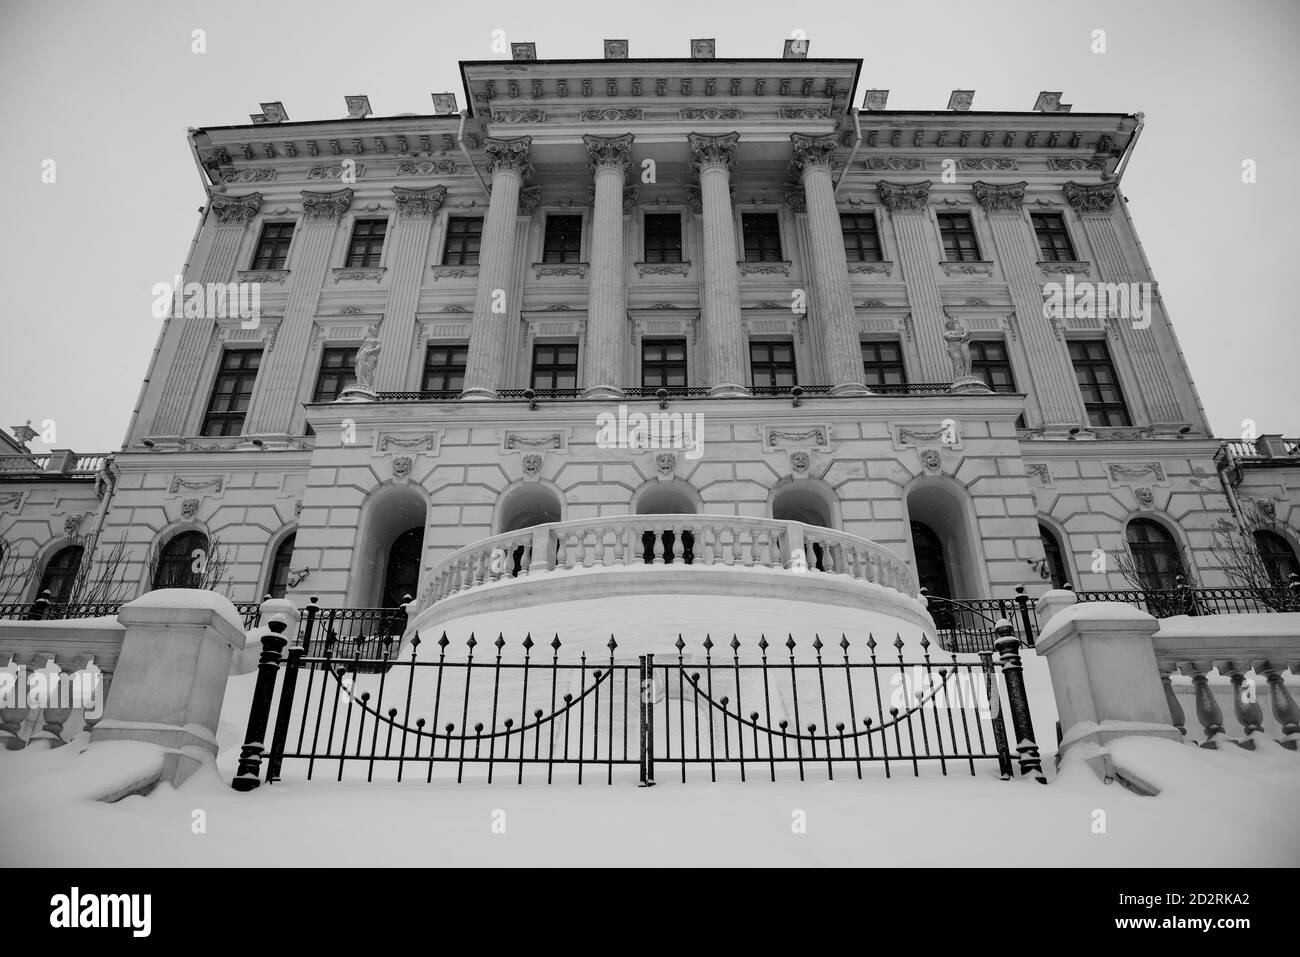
[1037,599,1155,645]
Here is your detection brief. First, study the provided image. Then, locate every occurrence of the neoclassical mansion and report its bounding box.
[3,38,1298,630]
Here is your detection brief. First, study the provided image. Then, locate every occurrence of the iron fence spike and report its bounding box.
[494,633,505,650]
[411,635,422,648]
[758,635,769,651]
[437,633,449,649]
[839,634,850,650]
[608,635,618,651]
[785,634,796,649]
[551,635,562,649]
[702,635,714,650]
[522,634,534,649]
[893,634,905,650]
[675,635,686,651]
[730,635,740,651]
[813,635,823,651]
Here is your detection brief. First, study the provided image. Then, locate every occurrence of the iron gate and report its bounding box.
[232,624,1045,790]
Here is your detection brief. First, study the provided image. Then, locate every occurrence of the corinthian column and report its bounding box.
[582,133,634,397]
[790,133,867,395]
[879,181,949,382]
[462,136,532,398]
[374,186,445,389]
[688,132,747,396]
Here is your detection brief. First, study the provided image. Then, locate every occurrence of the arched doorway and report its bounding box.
[151,530,208,590]
[911,520,954,628]
[382,527,423,607]
[634,482,698,564]
[1038,523,1070,589]
[496,484,563,575]
[265,533,296,600]
[1125,518,1184,590]
[38,545,84,603]
[771,482,837,570]
[1254,530,1299,585]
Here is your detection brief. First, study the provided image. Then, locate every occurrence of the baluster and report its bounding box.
[728,526,742,566]
[1262,666,1300,749]
[1159,668,1186,737]
[563,532,578,570]
[765,528,780,569]
[622,525,636,566]
[1228,668,1265,747]
[35,657,73,747]
[81,666,110,735]
[669,524,682,564]
[518,539,533,577]
[652,525,666,565]
[1185,663,1228,747]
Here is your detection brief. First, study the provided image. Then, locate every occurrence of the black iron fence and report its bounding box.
[232,624,1047,790]
[924,587,1039,654]
[1074,577,1300,618]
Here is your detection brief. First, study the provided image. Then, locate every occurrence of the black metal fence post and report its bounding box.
[980,649,1013,781]
[993,621,1046,783]
[27,590,51,621]
[264,600,305,783]
[638,654,656,787]
[231,615,289,791]
[1014,586,1035,647]
[300,596,319,652]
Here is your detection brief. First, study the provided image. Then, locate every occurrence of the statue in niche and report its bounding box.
[943,317,972,381]
[353,326,381,392]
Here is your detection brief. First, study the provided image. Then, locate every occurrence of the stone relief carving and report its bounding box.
[655,452,677,475]
[522,453,544,476]
[789,450,811,475]
[397,159,457,176]
[392,456,413,480]
[180,498,201,519]
[1134,487,1155,509]
[919,449,942,473]
[505,432,563,450]
[877,181,931,212]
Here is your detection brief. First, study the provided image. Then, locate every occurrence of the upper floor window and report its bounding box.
[201,348,261,437]
[312,347,356,403]
[936,212,981,262]
[345,218,387,268]
[643,214,683,263]
[531,342,579,390]
[443,217,483,266]
[38,545,84,604]
[750,340,797,389]
[1069,339,1131,427]
[742,213,783,262]
[861,340,907,387]
[841,213,883,263]
[542,215,583,263]
[970,340,1016,393]
[251,222,294,270]
[152,530,208,590]
[1126,519,1184,591]
[642,339,687,389]
[423,343,468,392]
[1031,212,1077,262]
[1254,530,1300,586]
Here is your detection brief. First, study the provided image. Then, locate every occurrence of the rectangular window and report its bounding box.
[345,218,387,267]
[970,339,1017,393]
[643,214,683,264]
[542,215,583,263]
[1031,212,1077,262]
[251,223,294,270]
[443,217,483,266]
[742,213,783,262]
[841,213,883,263]
[641,338,687,389]
[531,342,579,390]
[422,343,468,393]
[861,340,907,387]
[1069,339,1131,426]
[749,340,797,389]
[311,347,356,402]
[201,348,261,437]
[936,212,981,262]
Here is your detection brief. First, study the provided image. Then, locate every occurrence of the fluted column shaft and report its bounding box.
[690,133,747,396]
[975,181,1085,427]
[583,134,633,397]
[881,181,948,382]
[153,209,252,435]
[793,133,866,395]
[1066,182,1181,423]
[247,188,353,434]
[374,187,445,389]
[463,136,532,398]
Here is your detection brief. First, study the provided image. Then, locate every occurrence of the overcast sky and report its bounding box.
[1,0,1296,452]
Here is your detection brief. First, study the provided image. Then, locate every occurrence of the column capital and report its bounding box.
[878,180,932,213]
[583,132,635,173]
[782,182,807,213]
[211,192,262,225]
[517,185,542,216]
[972,180,1027,214]
[391,185,447,218]
[300,188,354,222]
[789,132,838,177]
[1064,180,1118,215]
[687,131,740,176]
[484,135,534,178]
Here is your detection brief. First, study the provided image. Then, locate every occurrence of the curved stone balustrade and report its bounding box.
[416,515,917,614]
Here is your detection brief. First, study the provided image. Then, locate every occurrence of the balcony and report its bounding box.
[373,383,957,403]
[0,451,109,478]
[406,515,930,654]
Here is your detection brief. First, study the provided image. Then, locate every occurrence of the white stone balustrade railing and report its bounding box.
[417,515,917,612]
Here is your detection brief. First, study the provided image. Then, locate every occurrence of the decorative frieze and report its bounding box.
[397,159,458,176]
[533,262,589,279]
[847,261,893,275]
[778,107,831,120]
[635,262,692,277]
[1048,158,1104,171]
[216,168,275,184]
[959,157,1016,171]
[332,267,386,283]
[863,157,924,171]
[764,425,830,449]
[236,269,290,284]
[492,108,545,124]
[375,431,441,454]
[429,265,479,280]
[737,261,792,276]
[940,261,994,276]
[680,107,743,120]
[307,164,364,180]
[169,476,224,494]
[1107,462,1167,484]
[503,430,567,451]
[1037,260,1092,276]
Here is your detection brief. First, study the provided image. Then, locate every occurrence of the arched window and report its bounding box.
[266,533,296,599]
[635,484,697,565]
[1126,519,1183,590]
[39,545,84,603]
[152,530,209,590]
[1038,524,1070,589]
[381,527,423,608]
[1254,530,1299,586]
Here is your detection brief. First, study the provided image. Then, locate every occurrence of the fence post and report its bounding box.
[28,590,52,621]
[231,611,290,791]
[300,596,319,653]
[1014,585,1035,646]
[993,621,1046,783]
[263,598,302,783]
[979,650,1013,781]
[638,654,656,787]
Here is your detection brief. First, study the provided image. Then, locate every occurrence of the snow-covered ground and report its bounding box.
[2,719,1297,867]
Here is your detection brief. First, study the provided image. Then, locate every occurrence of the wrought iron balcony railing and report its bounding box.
[374,383,959,402]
